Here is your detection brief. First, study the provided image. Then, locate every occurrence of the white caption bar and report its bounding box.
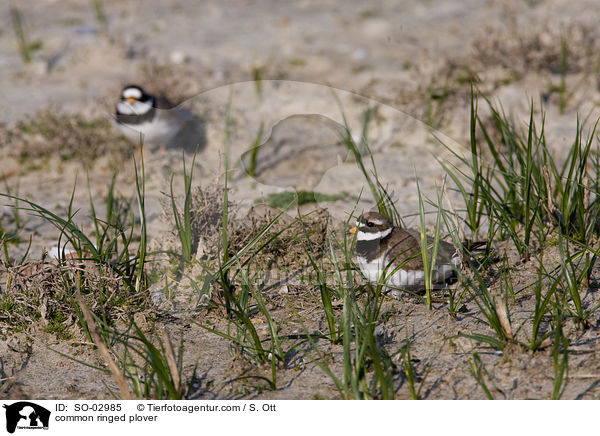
[0,400,595,435]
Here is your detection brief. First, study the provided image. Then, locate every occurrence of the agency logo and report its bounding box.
[3,402,50,434]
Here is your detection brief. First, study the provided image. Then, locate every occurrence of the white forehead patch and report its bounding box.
[123,87,143,99]
[357,227,392,241]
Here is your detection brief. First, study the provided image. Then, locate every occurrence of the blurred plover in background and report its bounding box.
[115,84,204,151]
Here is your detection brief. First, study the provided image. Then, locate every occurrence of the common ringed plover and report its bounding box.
[350,211,483,296]
[115,84,194,146]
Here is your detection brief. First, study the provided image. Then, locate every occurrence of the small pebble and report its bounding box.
[352,48,368,61]
[48,245,75,259]
[29,60,48,76]
[170,50,188,64]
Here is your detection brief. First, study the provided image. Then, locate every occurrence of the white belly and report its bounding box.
[117,117,179,145]
[357,255,457,292]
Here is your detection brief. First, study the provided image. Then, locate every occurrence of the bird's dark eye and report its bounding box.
[367,221,374,227]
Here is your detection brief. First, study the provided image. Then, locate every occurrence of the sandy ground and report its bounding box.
[2,0,600,399]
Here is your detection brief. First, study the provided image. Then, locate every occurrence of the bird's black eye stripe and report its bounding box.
[367,221,374,227]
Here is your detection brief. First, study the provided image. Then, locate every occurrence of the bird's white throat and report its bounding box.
[117,100,153,116]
